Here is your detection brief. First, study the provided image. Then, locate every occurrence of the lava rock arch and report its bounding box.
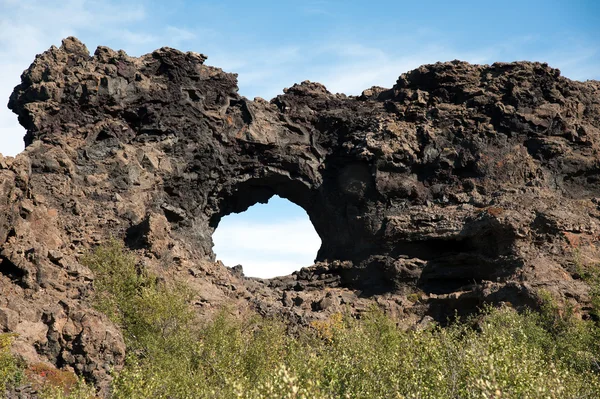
[7,37,600,299]
[2,38,600,387]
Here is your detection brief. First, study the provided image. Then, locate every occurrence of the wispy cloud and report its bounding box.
[211,41,491,99]
[204,44,303,99]
[165,26,197,45]
[224,35,600,100]
[533,40,600,81]
[300,1,335,17]
[213,217,321,278]
[0,0,154,157]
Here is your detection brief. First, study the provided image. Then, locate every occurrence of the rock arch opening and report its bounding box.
[212,195,322,278]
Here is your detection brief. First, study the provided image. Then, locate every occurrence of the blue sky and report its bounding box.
[1,0,598,276]
[213,196,321,278]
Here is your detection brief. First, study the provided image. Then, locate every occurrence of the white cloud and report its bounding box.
[213,217,321,278]
[535,42,600,81]
[0,0,153,157]
[205,44,303,99]
[165,26,197,45]
[205,28,600,101]
[214,218,320,255]
[300,1,335,17]
[227,259,311,279]
[116,30,158,46]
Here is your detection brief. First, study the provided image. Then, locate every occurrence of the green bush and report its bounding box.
[0,333,22,393]
[37,379,97,399]
[83,239,196,353]
[575,251,600,320]
[80,241,600,398]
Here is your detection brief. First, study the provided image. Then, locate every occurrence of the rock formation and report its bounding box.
[2,36,600,392]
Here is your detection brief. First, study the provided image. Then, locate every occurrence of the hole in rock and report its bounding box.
[213,196,321,279]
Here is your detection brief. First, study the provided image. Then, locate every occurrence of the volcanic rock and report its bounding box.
[2,36,600,393]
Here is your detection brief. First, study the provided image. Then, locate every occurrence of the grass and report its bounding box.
[4,240,600,398]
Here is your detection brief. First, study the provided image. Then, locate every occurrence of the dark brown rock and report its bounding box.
[2,37,600,392]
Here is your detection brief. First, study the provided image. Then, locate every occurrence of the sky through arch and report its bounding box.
[212,196,322,278]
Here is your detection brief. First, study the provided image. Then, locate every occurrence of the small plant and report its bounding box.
[0,333,21,393]
[406,292,423,303]
[82,238,147,325]
[310,312,344,341]
[573,250,600,320]
[37,378,96,399]
[26,363,78,392]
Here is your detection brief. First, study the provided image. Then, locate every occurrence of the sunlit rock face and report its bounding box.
[2,37,600,392]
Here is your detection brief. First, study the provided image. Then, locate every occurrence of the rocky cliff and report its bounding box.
[2,37,600,391]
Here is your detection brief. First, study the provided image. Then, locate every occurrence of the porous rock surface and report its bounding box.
[2,37,600,393]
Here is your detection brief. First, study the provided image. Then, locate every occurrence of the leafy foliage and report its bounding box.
[82,239,196,354]
[574,250,600,320]
[37,379,97,399]
[34,242,600,398]
[0,333,21,393]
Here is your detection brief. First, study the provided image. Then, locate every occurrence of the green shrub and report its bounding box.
[82,241,600,398]
[37,379,97,399]
[83,240,199,397]
[575,252,600,320]
[0,333,21,393]
[82,238,148,326]
[109,306,600,398]
[83,239,196,354]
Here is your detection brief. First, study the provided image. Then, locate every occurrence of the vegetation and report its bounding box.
[81,239,196,359]
[1,333,93,398]
[574,250,600,321]
[4,241,600,398]
[0,333,21,393]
